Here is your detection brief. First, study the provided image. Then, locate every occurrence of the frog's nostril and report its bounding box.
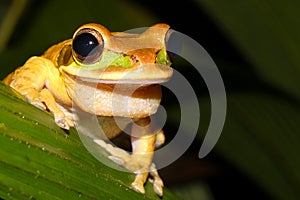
[130,55,138,63]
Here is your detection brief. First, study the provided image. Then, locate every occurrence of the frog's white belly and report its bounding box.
[71,80,162,118]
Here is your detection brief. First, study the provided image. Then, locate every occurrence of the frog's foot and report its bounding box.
[155,130,165,148]
[129,162,164,196]
[149,163,164,196]
[40,89,74,129]
[53,113,74,130]
[93,139,131,166]
[30,99,47,110]
[94,139,147,172]
[21,89,47,110]
[131,173,147,194]
[94,139,163,196]
[130,163,164,196]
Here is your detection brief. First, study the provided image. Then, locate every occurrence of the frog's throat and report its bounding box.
[70,81,162,118]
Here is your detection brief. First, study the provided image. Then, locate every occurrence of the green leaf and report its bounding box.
[195,0,300,99]
[0,81,180,200]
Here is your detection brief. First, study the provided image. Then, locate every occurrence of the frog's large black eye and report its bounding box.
[72,28,104,64]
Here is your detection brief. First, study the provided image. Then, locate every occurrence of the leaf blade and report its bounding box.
[0,82,180,200]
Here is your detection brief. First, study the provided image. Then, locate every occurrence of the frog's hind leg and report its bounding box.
[129,133,156,194]
[129,117,164,196]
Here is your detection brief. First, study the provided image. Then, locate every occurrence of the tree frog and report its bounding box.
[3,23,173,196]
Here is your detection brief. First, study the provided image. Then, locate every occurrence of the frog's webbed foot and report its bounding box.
[14,88,73,129]
[149,163,164,196]
[21,88,47,110]
[19,88,72,129]
[40,88,74,129]
[130,162,164,196]
[94,139,143,191]
[53,112,74,130]
[94,132,164,196]
[93,139,131,166]
[155,130,165,148]
[7,56,74,130]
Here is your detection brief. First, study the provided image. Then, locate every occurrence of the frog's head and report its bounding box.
[60,23,173,84]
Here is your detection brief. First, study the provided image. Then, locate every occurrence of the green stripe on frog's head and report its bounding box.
[74,49,171,70]
[74,50,134,70]
[156,49,171,66]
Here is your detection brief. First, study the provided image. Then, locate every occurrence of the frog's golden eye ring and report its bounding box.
[72,28,104,64]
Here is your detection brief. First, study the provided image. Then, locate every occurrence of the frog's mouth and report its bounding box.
[60,63,173,85]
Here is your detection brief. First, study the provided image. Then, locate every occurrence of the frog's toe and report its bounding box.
[108,155,125,166]
[149,163,164,196]
[28,96,46,110]
[93,139,106,147]
[152,177,163,196]
[131,180,145,194]
[32,101,46,110]
[54,114,73,130]
[155,130,165,148]
[22,90,46,110]
[94,139,130,159]
[55,118,69,129]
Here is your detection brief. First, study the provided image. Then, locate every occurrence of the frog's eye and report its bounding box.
[72,28,104,64]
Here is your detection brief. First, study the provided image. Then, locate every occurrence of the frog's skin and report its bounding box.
[3,23,172,196]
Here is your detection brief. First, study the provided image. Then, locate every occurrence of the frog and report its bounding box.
[3,23,173,196]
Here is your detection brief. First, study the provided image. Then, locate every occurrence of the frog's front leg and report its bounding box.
[95,117,164,196]
[39,88,74,129]
[6,56,73,129]
[130,118,162,195]
[123,117,164,195]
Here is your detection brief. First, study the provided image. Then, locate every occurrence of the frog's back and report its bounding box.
[3,39,72,85]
